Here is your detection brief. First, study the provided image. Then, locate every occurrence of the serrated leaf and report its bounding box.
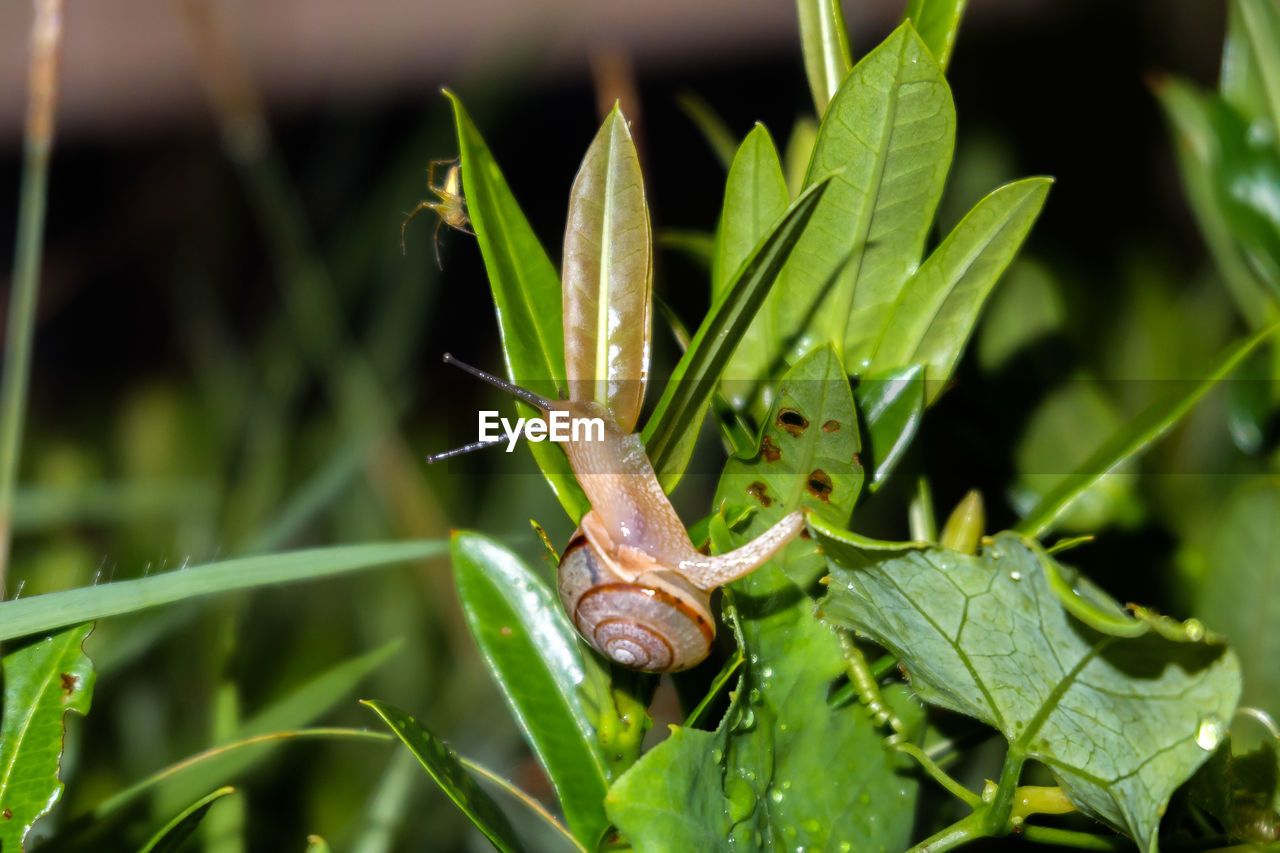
[363,701,525,853]
[713,125,791,408]
[0,624,96,851]
[855,363,924,491]
[0,539,447,643]
[901,0,969,71]
[563,105,652,433]
[444,91,589,522]
[1015,323,1279,537]
[868,178,1051,401]
[641,177,835,491]
[777,22,955,370]
[812,519,1242,852]
[795,0,853,115]
[450,532,609,848]
[139,786,235,853]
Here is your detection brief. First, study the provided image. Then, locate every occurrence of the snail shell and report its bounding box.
[558,533,714,673]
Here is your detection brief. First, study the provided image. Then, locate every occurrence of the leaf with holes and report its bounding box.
[811,518,1242,853]
[0,624,96,851]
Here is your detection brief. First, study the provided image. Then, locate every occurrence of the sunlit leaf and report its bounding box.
[795,0,853,115]
[562,105,652,433]
[0,624,95,850]
[445,90,589,522]
[855,363,924,491]
[451,532,609,848]
[363,701,525,853]
[812,518,1242,853]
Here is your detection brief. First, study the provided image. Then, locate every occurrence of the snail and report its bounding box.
[426,107,805,672]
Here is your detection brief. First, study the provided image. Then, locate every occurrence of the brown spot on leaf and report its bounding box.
[776,408,809,437]
[747,481,773,507]
[3,809,12,819]
[60,673,78,696]
[499,626,513,637]
[761,435,781,463]
[806,469,834,502]
[822,419,839,432]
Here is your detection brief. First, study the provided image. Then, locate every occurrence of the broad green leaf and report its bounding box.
[1189,476,1280,723]
[363,701,525,853]
[139,786,235,853]
[0,539,447,643]
[642,177,835,491]
[451,532,609,848]
[812,519,1242,853]
[795,0,853,115]
[854,363,924,491]
[778,23,955,369]
[1011,378,1140,534]
[675,92,738,171]
[610,352,919,851]
[1015,323,1280,537]
[0,624,95,850]
[562,105,652,433]
[976,260,1065,371]
[713,125,790,405]
[901,0,969,71]
[444,91,588,522]
[157,641,401,814]
[869,178,1050,400]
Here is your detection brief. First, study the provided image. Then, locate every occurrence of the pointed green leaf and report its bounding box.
[812,518,1241,853]
[1015,323,1280,537]
[450,532,609,848]
[0,539,447,643]
[795,0,853,115]
[713,125,791,405]
[139,786,236,853]
[901,0,970,70]
[363,701,525,853]
[0,624,96,850]
[445,90,589,522]
[778,22,956,369]
[642,177,835,491]
[855,363,925,491]
[563,105,652,432]
[869,177,1051,401]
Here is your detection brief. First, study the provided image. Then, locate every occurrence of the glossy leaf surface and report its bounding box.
[901,0,969,70]
[795,0,853,115]
[813,519,1241,853]
[563,105,652,433]
[451,532,609,847]
[0,624,95,850]
[854,363,924,491]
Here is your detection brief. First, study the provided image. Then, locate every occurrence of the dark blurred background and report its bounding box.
[0,0,1251,849]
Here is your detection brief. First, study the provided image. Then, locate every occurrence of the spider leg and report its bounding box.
[427,157,459,193]
[432,217,445,269]
[401,200,439,255]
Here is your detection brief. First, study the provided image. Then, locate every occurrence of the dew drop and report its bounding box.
[712,748,724,763]
[1196,715,1224,751]
[839,844,852,853]
[749,688,762,705]
[1009,570,1022,581]
[1183,618,1205,642]
[726,775,757,823]
[738,708,757,731]
[770,787,785,804]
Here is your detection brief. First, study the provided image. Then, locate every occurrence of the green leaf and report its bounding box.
[305,834,333,853]
[713,124,791,407]
[609,352,920,851]
[563,105,652,432]
[0,539,447,643]
[1015,323,1280,537]
[1189,476,1280,723]
[1232,0,1280,138]
[444,90,589,522]
[795,0,853,115]
[139,786,235,853]
[901,0,969,71]
[812,519,1242,853]
[869,178,1051,401]
[362,701,525,853]
[854,363,924,491]
[777,22,955,370]
[675,92,738,171]
[642,177,835,491]
[0,624,95,850]
[976,260,1065,371]
[1221,0,1271,122]
[450,532,609,848]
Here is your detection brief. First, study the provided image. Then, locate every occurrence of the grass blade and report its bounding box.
[642,176,835,491]
[138,786,236,853]
[0,539,447,643]
[1015,323,1280,537]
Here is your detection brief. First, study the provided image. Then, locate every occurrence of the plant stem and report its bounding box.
[1020,825,1131,851]
[0,0,66,599]
[906,813,986,853]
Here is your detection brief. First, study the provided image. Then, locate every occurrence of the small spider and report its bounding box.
[401,158,475,267]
